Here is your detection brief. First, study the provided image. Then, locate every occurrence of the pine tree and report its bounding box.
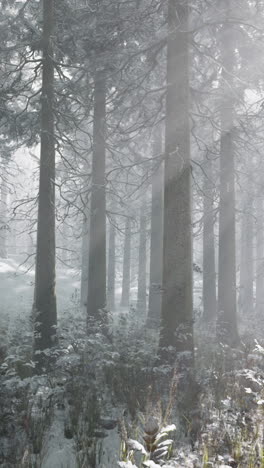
[86,70,107,326]
[137,197,147,315]
[202,152,217,322]
[217,1,239,345]
[33,0,57,371]
[107,218,116,311]
[159,0,194,368]
[148,126,163,328]
[120,217,131,309]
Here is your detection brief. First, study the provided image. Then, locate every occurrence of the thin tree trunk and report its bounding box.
[137,200,147,316]
[159,0,194,368]
[9,194,17,257]
[147,127,163,328]
[255,190,264,315]
[80,129,90,310]
[218,113,239,345]
[11,223,17,256]
[27,233,35,257]
[202,153,217,322]
[86,70,107,326]
[33,0,57,369]
[217,9,239,345]
[120,217,131,308]
[239,190,254,315]
[107,219,116,311]
[61,219,70,264]
[0,170,8,259]
[80,207,89,310]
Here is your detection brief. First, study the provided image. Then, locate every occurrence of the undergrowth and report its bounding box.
[0,306,263,467]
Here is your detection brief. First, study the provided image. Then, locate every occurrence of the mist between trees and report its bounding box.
[0,0,264,467]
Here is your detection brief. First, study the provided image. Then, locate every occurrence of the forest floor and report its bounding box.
[0,258,264,468]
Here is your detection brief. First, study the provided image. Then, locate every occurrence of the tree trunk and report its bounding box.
[80,207,89,310]
[159,0,194,368]
[0,170,8,259]
[217,11,239,345]
[255,189,264,315]
[107,219,116,311]
[137,200,147,316]
[33,0,57,370]
[61,219,70,264]
[27,233,35,257]
[120,217,131,308]
[239,190,254,316]
[202,153,217,322]
[147,127,163,328]
[86,70,107,326]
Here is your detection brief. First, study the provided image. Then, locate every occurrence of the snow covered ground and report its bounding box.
[0,256,80,326]
[41,408,77,468]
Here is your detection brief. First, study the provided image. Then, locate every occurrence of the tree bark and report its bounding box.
[137,199,147,316]
[159,0,194,368]
[33,0,57,369]
[107,219,116,311]
[86,70,107,326]
[202,153,217,322]
[120,217,131,308]
[147,127,163,328]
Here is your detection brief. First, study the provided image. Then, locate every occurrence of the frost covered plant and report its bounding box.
[254,339,264,355]
[198,348,264,468]
[118,416,176,467]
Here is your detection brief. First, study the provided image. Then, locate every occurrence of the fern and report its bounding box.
[118,418,176,467]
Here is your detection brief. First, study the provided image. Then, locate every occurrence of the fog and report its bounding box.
[0,0,264,467]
